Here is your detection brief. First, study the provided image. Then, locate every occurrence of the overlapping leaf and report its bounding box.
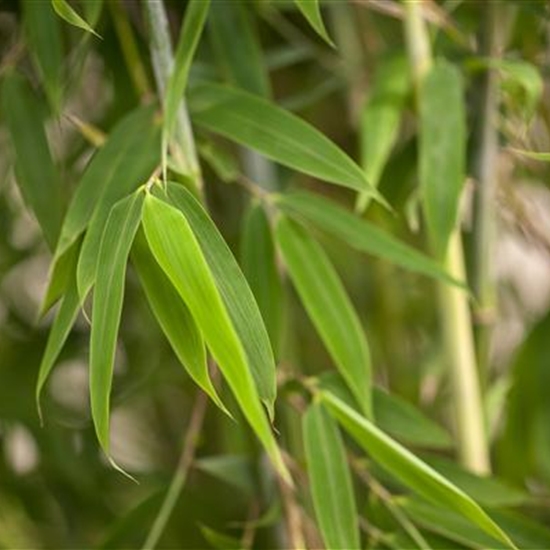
[303,403,359,549]
[276,217,372,417]
[141,194,289,482]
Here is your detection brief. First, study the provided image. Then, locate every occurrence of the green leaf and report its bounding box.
[51,0,101,37]
[200,525,243,550]
[23,0,64,111]
[419,61,465,258]
[194,455,255,496]
[320,390,516,549]
[240,203,283,355]
[1,71,62,250]
[295,0,335,47]
[303,402,360,550]
[163,183,277,416]
[73,106,161,300]
[357,55,409,212]
[275,191,465,289]
[508,147,550,162]
[89,191,144,454]
[131,231,228,416]
[209,0,270,97]
[36,268,80,420]
[141,194,289,483]
[276,217,372,418]
[163,0,210,170]
[189,83,375,195]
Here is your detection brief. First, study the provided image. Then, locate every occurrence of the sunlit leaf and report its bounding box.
[163,183,277,416]
[189,83,376,195]
[303,402,359,550]
[132,231,228,416]
[275,191,464,288]
[419,61,465,258]
[142,194,289,483]
[295,0,334,47]
[276,217,372,417]
[321,390,516,549]
[89,191,144,454]
[51,0,101,37]
[241,203,283,355]
[1,71,62,249]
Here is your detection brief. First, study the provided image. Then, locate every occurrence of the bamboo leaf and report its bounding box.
[189,83,376,195]
[275,191,465,289]
[508,147,550,162]
[163,183,277,416]
[89,191,144,454]
[320,390,517,549]
[295,0,335,47]
[209,0,271,96]
[419,61,465,258]
[240,203,283,355]
[71,106,160,300]
[51,0,101,37]
[1,71,62,250]
[131,232,229,416]
[36,269,80,420]
[276,217,372,418]
[141,194,289,483]
[163,0,210,169]
[23,0,64,111]
[303,402,360,550]
[357,55,409,211]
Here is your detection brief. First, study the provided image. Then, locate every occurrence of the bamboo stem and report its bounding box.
[404,1,491,474]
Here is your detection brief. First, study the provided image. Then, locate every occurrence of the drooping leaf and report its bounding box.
[189,83,376,195]
[23,0,64,111]
[303,402,360,550]
[276,217,372,418]
[357,55,410,211]
[141,194,289,483]
[163,183,277,416]
[320,390,516,549]
[240,203,283,355]
[209,0,270,97]
[131,231,228,416]
[1,71,62,250]
[163,0,210,170]
[89,191,144,454]
[275,191,464,288]
[419,61,466,258]
[36,268,80,419]
[51,0,101,37]
[295,0,334,47]
[72,106,160,300]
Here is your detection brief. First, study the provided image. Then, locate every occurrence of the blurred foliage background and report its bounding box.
[1,0,550,548]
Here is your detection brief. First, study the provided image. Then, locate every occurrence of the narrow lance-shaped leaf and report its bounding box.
[320,390,517,549]
[189,83,379,197]
[209,0,271,97]
[36,266,80,421]
[303,402,360,550]
[276,217,372,418]
[275,191,466,289]
[295,0,335,47]
[131,231,229,416]
[357,55,410,212]
[419,61,466,259]
[1,71,62,250]
[51,0,101,37]
[163,0,210,169]
[163,183,277,416]
[74,107,161,301]
[89,191,144,455]
[142,194,290,483]
[241,203,283,356]
[23,0,63,111]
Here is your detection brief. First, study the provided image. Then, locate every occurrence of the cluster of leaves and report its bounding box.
[1,0,550,548]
